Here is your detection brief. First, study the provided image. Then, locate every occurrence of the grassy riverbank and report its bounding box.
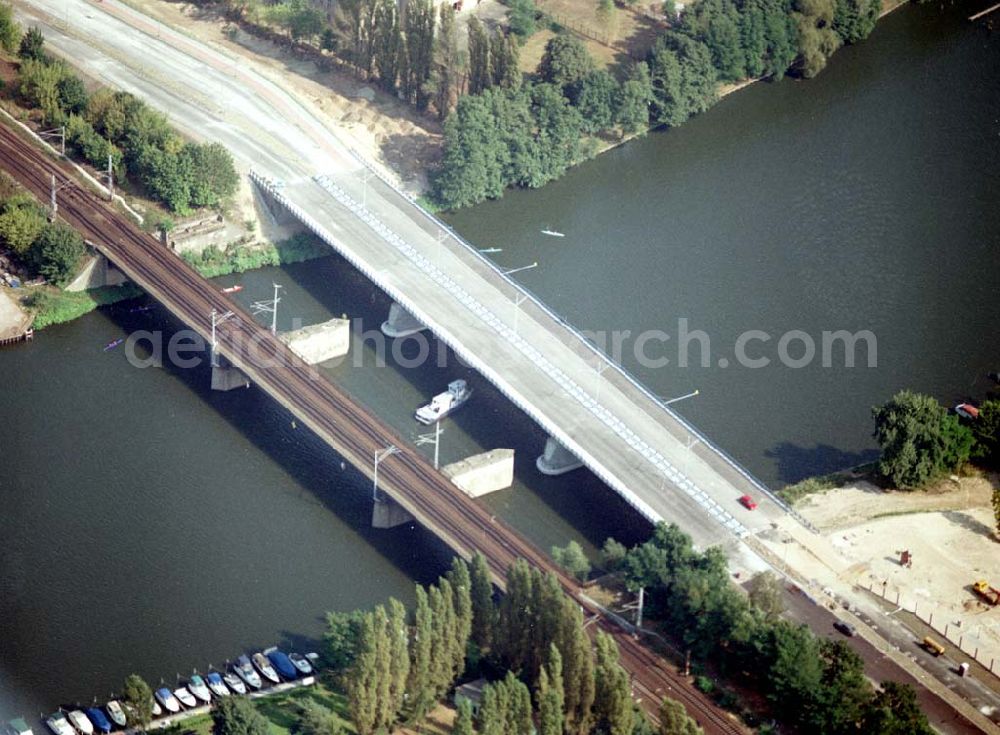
[23,284,142,330]
[181,233,329,278]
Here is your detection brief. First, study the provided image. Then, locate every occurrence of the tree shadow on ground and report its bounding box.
[942,510,995,540]
[764,441,879,485]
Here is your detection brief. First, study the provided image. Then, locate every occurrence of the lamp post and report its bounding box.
[415,421,443,469]
[373,445,400,501]
[251,283,283,334]
[210,309,236,367]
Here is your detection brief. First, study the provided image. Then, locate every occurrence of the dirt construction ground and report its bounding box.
[794,475,1000,665]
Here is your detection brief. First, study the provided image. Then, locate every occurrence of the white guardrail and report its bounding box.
[251,166,819,539]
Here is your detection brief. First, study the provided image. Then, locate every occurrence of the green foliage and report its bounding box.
[17,58,66,124]
[600,537,628,571]
[65,114,122,175]
[0,194,46,256]
[776,469,851,504]
[263,0,325,42]
[469,551,496,650]
[0,1,22,53]
[538,34,595,93]
[478,672,533,735]
[324,609,367,673]
[507,0,538,38]
[401,0,435,108]
[971,400,1000,466]
[490,30,521,90]
[17,25,44,61]
[833,0,879,43]
[616,63,652,136]
[647,32,717,127]
[572,70,619,134]
[538,645,564,735]
[212,696,270,735]
[293,700,344,735]
[122,673,154,731]
[745,570,783,620]
[406,585,435,722]
[859,681,934,735]
[182,233,327,278]
[793,0,842,78]
[468,18,491,95]
[33,221,85,285]
[872,390,974,488]
[187,142,240,208]
[453,698,474,735]
[552,540,592,582]
[57,73,88,115]
[658,697,702,735]
[592,632,633,735]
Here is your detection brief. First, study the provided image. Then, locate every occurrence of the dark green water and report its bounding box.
[1,0,998,721]
[448,1,1000,484]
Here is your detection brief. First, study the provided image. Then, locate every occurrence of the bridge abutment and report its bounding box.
[210,355,250,391]
[536,436,583,476]
[381,302,426,338]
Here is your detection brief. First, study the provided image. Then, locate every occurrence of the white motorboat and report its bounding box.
[186,676,212,704]
[205,673,230,698]
[252,652,280,685]
[150,701,162,718]
[173,688,197,709]
[153,689,179,714]
[288,652,313,675]
[415,380,472,425]
[233,655,262,689]
[222,672,246,695]
[66,712,92,735]
[105,701,127,729]
[45,714,74,735]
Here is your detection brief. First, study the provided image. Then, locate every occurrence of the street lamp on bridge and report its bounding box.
[373,444,401,501]
[210,308,236,367]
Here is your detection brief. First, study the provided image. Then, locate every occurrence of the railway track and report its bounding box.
[0,124,746,735]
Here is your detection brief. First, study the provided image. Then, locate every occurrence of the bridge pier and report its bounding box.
[381,302,426,338]
[371,496,414,528]
[210,354,250,391]
[536,436,583,476]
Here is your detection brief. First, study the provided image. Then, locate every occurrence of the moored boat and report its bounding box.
[222,672,246,695]
[233,655,262,690]
[956,402,980,420]
[264,648,297,680]
[173,688,197,709]
[221,285,243,294]
[186,676,212,704]
[150,701,162,718]
[252,652,280,684]
[5,718,34,735]
[84,710,110,735]
[415,380,472,424]
[45,713,74,735]
[153,688,180,714]
[66,712,93,735]
[288,652,313,676]
[104,702,126,729]
[205,673,230,698]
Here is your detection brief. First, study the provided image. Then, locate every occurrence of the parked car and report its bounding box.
[833,620,856,637]
[738,494,758,510]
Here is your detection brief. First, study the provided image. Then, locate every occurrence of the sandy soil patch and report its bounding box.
[0,287,30,339]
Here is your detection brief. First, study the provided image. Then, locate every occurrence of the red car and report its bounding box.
[739,494,757,510]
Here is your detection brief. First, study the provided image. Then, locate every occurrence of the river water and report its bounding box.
[1,0,998,721]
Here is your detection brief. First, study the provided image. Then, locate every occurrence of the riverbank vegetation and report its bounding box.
[0,14,239,215]
[181,232,330,278]
[605,522,934,733]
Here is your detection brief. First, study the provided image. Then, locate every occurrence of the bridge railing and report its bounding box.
[289,152,817,535]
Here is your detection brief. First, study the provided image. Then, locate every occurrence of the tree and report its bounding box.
[793,0,842,78]
[294,700,344,735]
[212,696,270,735]
[324,608,366,672]
[658,697,702,735]
[34,222,85,286]
[538,35,594,94]
[809,640,872,735]
[600,538,628,571]
[347,611,384,735]
[507,0,537,39]
[490,31,521,90]
[467,18,491,95]
[556,596,594,734]
[121,674,154,732]
[0,1,21,54]
[408,585,435,723]
[833,0,879,44]
[18,58,65,124]
[592,632,634,735]
[479,673,532,735]
[447,557,474,673]
[432,3,458,118]
[0,198,46,257]
[552,540,592,582]
[616,63,652,136]
[401,0,434,108]
[971,400,1000,466]
[538,645,564,735]
[470,551,496,649]
[372,0,401,91]
[647,33,717,127]
[453,698,474,735]
[745,571,783,619]
[187,142,239,208]
[386,598,411,722]
[872,391,974,488]
[859,681,934,735]
[57,74,89,116]
[572,70,618,134]
[18,25,45,61]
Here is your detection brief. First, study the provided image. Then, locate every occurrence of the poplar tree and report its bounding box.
[387,598,411,721]
[538,645,565,735]
[408,585,435,723]
[432,3,458,118]
[402,0,435,108]
[371,606,394,731]
[593,632,634,735]
[373,0,401,91]
[447,558,474,676]
[470,551,495,650]
[454,698,474,735]
[658,698,702,735]
[498,559,535,673]
[467,17,490,94]
[557,597,595,734]
[347,612,380,735]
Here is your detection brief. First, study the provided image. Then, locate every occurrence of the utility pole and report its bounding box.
[250,283,283,334]
[210,308,235,367]
[636,587,644,629]
[373,445,400,501]
[415,421,443,469]
[107,154,114,201]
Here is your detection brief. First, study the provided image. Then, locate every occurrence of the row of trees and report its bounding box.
[606,523,934,734]
[872,390,999,489]
[0,180,85,285]
[330,553,700,735]
[4,21,239,214]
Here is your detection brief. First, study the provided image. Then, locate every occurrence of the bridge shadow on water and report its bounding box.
[764,441,880,486]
